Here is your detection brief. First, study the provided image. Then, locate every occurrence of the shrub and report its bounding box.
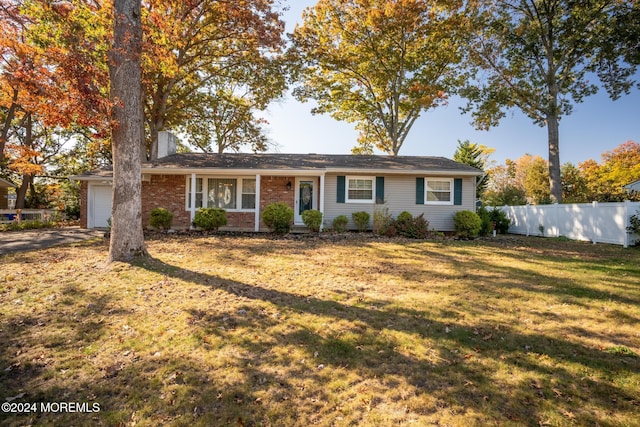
[332,215,349,233]
[403,213,430,239]
[393,211,411,236]
[0,219,51,232]
[628,209,640,246]
[476,207,493,236]
[262,202,293,234]
[373,205,394,236]
[396,211,413,226]
[193,208,227,231]
[489,208,510,234]
[453,210,482,239]
[393,212,430,239]
[149,207,174,230]
[352,211,370,232]
[302,209,323,232]
[64,203,81,220]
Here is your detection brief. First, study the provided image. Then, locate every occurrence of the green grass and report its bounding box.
[0,234,639,426]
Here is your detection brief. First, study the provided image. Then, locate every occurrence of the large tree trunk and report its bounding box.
[14,175,32,209]
[108,0,146,262]
[547,113,562,204]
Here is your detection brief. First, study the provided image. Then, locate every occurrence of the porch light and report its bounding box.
[286,181,292,190]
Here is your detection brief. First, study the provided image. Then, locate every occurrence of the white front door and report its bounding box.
[294,178,316,224]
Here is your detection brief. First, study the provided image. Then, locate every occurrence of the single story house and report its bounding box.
[0,178,17,209]
[74,133,482,231]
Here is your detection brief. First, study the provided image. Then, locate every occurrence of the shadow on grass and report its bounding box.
[128,255,639,425]
[1,237,639,426]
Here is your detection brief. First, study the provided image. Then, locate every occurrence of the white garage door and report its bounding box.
[90,185,112,228]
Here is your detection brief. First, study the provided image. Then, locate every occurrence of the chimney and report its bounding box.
[157,131,177,158]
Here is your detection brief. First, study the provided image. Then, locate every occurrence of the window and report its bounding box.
[186,176,257,211]
[208,178,236,209]
[425,179,453,204]
[187,177,203,208]
[241,179,256,209]
[346,176,374,203]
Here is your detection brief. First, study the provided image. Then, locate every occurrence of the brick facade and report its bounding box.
[259,176,295,229]
[141,175,190,228]
[259,176,295,210]
[80,174,307,231]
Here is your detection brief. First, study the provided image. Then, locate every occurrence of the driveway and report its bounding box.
[0,227,105,255]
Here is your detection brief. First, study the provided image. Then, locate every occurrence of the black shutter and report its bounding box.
[416,177,424,204]
[337,176,345,203]
[375,177,385,204]
[454,178,463,205]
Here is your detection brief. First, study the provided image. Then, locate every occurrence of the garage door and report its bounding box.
[90,185,112,228]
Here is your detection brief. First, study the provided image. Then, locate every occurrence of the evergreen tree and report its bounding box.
[453,140,489,198]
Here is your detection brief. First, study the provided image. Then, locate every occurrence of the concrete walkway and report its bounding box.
[0,227,105,255]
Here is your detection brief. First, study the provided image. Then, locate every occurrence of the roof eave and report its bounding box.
[72,165,483,179]
[0,178,17,187]
[324,167,482,176]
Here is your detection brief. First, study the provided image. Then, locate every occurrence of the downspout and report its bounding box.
[319,173,325,231]
[190,173,196,228]
[255,174,261,232]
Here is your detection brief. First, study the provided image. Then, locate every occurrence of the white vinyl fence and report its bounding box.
[496,201,640,247]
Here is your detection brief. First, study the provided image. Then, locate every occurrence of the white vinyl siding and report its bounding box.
[324,174,476,231]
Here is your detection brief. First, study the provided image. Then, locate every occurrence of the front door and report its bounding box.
[294,179,315,224]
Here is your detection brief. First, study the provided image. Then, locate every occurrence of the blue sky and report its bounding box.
[262,1,640,167]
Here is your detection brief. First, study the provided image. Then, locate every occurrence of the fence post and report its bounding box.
[591,201,598,244]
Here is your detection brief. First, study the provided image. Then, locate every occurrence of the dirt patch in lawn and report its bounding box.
[1,234,639,426]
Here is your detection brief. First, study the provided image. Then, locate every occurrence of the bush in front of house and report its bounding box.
[373,205,394,236]
[395,212,430,239]
[352,211,370,232]
[193,208,227,231]
[393,211,413,237]
[302,209,323,232]
[453,210,482,239]
[262,202,294,234]
[149,207,174,230]
[332,215,349,233]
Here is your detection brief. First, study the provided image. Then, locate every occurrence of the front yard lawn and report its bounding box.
[1,235,639,426]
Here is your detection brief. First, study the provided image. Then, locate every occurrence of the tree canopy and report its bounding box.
[142,0,286,159]
[291,0,473,155]
[579,140,640,202]
[463,0,638,203]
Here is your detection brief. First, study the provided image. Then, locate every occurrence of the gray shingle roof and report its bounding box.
[145,153,482,174]
[72,153,483,179]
